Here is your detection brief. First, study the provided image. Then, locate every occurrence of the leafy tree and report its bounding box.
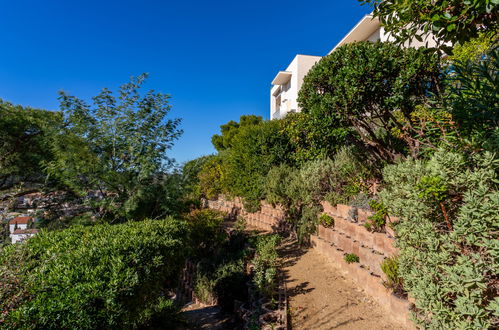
[0,100,61,188]
[198,154,226,200]
[299,41,442,161]
[359,0,498,52]
[0,218,188,329]
[211,115,263,151]
[46,74,182,222]
[182,155,214,202]
[223,119,295,210]
[279,111,353,164]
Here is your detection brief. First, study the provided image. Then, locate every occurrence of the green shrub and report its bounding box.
[296,205,321,244]
[380,150,499,328]
[198,154,225,199]
[381,257,404,294]
[253,235,281,297]
[194,230,253,311]
[299,41,441,160]
[184,209,227,258]
[344,253,359,264]
[234,215,247,232]
[279,111,352,164]
[0,219,187,329]
[319,214,334,228]
[365,200,388,232]
[265,164,298,208]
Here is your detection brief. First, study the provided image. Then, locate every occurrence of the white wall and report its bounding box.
[270,55,321,119]
[9,223,27,233]
[10,233,34,244]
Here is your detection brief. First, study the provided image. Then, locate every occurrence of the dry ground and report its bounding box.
[280,238,407,330]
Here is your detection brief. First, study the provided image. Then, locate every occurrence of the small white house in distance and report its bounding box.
[270,54,322,120]
[8,216,32,233]
[10,228,39,244]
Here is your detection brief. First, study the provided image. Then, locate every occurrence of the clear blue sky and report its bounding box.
[0,0,371,164]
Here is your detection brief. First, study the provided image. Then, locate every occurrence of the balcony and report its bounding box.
[271,71,292,85]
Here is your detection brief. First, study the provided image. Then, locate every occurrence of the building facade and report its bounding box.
[270,55,321,120]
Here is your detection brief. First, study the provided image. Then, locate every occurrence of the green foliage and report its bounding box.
[0,100,61,188]
[365,200,388,232]
[394,44,498,156]
[319,214,334,228]
[360,0,498,51]
[380,150,499,328]
[296,205,321,245]
[381,257,404,294]
[445,47,499,152]
[221,119,295,211]
[234,215,247,232]
[344,253,359,264]
[195,260,248,311]
[211,115,263,152]
[194,231,253,311]
[198,154,225,200]
[253,235,281,297]
[184,209,227,259]
[265,163,298,208]
[181,155,214,203]
[0,218,187,329]
[264,147,373,243]
[279,111,352,164]
[299,41,442,160]
[45,74,182,222]
[448,31,498,63]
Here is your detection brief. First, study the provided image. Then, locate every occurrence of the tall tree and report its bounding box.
[46,74,182,221]
[0,100,61,189]
[211,115,263,151]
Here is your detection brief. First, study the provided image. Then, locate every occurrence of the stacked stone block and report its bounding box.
[206,196,285,233]
[312,201,414,328]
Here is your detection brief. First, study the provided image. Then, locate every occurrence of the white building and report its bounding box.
[8,216,32,233]
[8,216,38,243]
[270,14,439,119]
[10,228,39,244]
[270,55,322,119]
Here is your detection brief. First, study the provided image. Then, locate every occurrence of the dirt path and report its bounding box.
[280,239,406,330]
[181,303,239,329]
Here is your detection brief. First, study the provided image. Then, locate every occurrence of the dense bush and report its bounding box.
[299,41,442,160]
[380,150,498,328]
[194,230,253,311]
[265,147,374,242]
[0,219,187,329]
[204,118,295,211]
[198,154,226,200]
[280,111,352,164]
[381,256,404,296]
[253,235,281,297]
[184,209,227,258]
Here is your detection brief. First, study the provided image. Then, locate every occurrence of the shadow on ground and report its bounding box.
[180,304,241,330]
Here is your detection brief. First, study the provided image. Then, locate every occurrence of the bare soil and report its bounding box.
[280,238,407,330]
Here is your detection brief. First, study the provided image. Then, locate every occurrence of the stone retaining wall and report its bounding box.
[206,196,285,232]
[312,201,414,329]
